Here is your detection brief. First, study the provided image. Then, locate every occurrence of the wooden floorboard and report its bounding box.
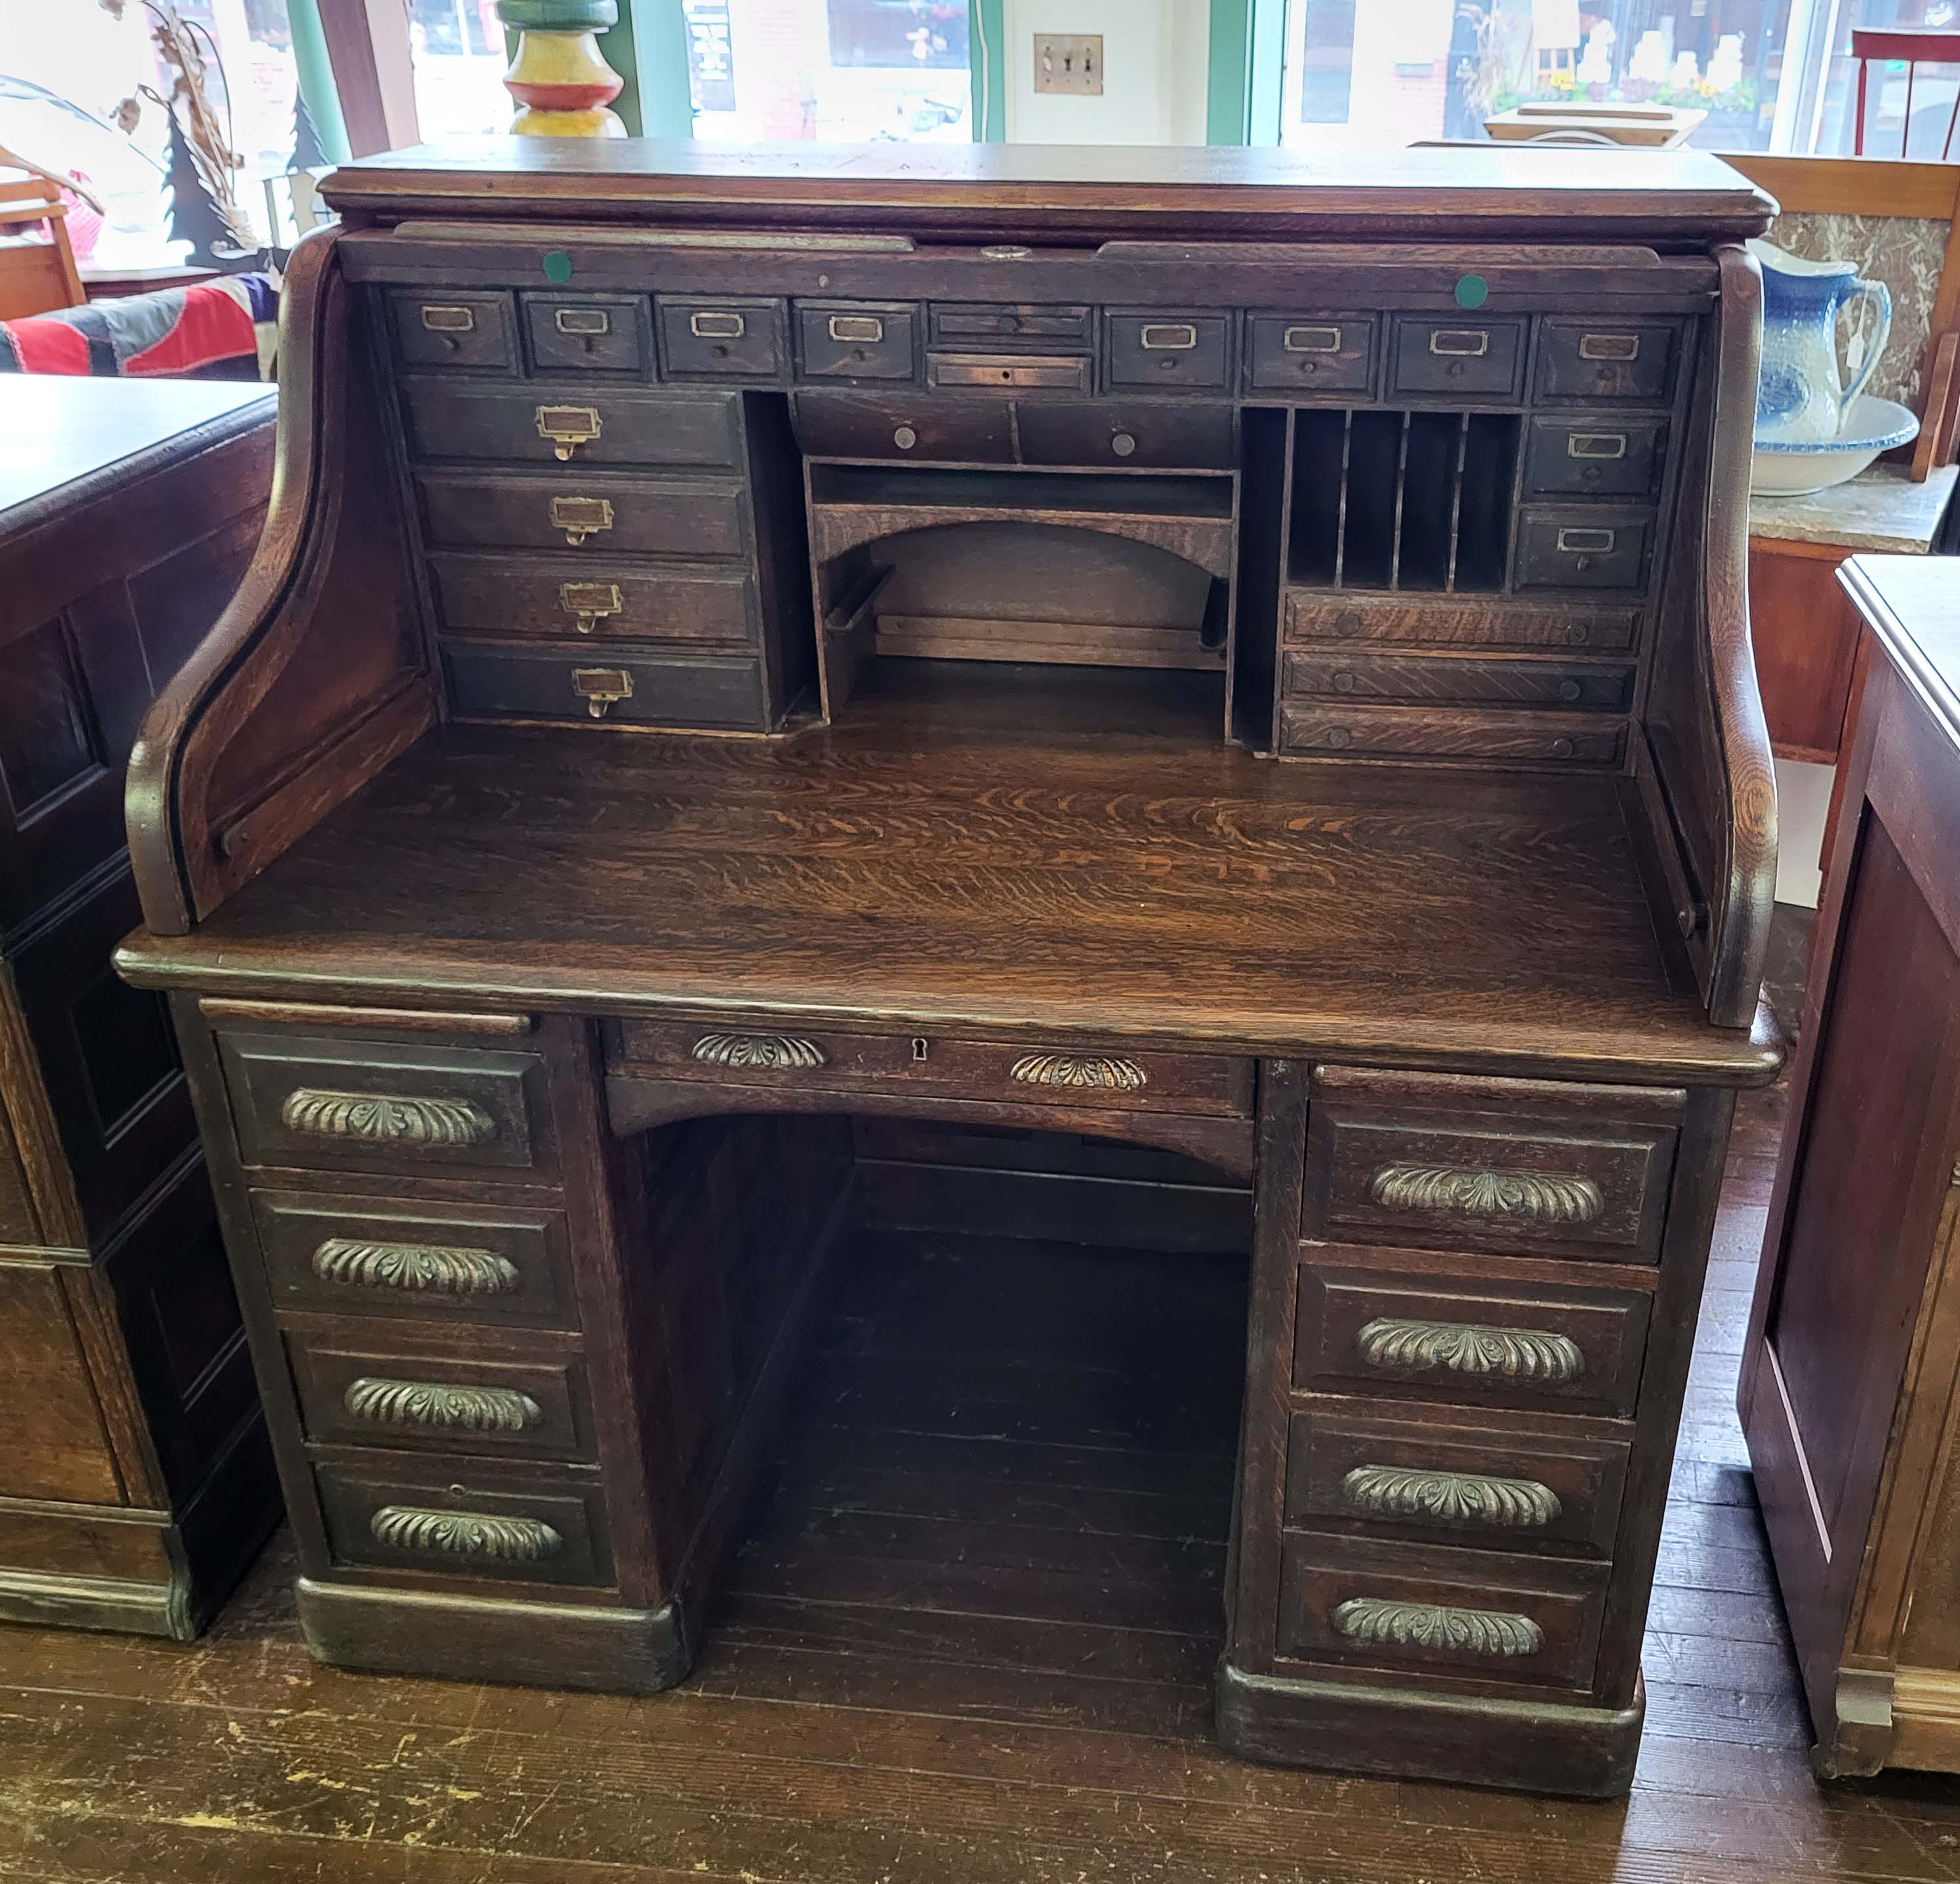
[16,907,1960,1882]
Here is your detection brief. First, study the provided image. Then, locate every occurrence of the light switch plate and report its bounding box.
[1032,33,1103,95]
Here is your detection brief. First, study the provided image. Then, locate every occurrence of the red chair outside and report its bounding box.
[1851,27,1960,157]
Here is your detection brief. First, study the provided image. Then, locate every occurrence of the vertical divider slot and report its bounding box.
[1398,412,1461,593]
[1454,413,1521,593]
[1286,408,1345,586]
[1340,411,1401,591]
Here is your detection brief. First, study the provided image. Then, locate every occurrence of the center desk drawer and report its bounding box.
[315,1458,614,1588]
[217,1034,554,1178]
[607,1019,1254,1116]
[1277,1533,1608,1692]
[400,383,743,472]
[252,1189,577,1328]
[1016,402,1235,470]
[289,1332,595,1461]
[1305,1066,1681,1261]
[417,471,748,560]
[1284,1403,1630,1559]
[1294,1261,1650,1418]
[428,556,756,648]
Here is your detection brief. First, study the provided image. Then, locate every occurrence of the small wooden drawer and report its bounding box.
[400,383,742,472]
[1515,508,1654,591]
[1282,652,1635,714]
[1105,313,1231,391]
[1522,416,1667,499]
[791,392,1014,463]
[1246,315,1376,395]
[289,1333,595,1461]
[925,354,1092,393]
[1305,1066,1681,1261]
[417,472,748,560]
[929,304,1093,348]
[520,293,653,375]
[219,1034,553,1179]
[657,296,786,379]
[1279,703,1626,768]
[1017,402,1236,470]
[388,291,517,372]
[315,1460,614,1587]
[443,644,766,730]
[251,1189,577,1328]
[1276,1533,1608,1691]
[1536,319,1678,404]
[1387,316,1526,400]
[607,1018,1254,1117]
[428,556,756,648]
[1282,595,1639,653]
[796,301,919,381]
[1284,1405,1630,1559]
[1294,1259,1651,1418]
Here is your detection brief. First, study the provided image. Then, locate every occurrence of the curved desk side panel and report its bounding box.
[127,230,439,936]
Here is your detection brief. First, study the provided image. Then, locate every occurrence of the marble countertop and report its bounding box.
[1749,461,1959,554]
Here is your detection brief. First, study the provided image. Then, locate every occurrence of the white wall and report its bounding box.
[998,0,1210,146]
[1774,756,1837,909]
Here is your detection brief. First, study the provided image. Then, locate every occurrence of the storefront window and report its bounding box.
[2,0,305,268]
[407,0,510,138]
[688,0,970,142]
[1279,0,1959,155]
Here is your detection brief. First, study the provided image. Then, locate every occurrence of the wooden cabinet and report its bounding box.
[1742,552,1960,1775]
[0,379,281,1637]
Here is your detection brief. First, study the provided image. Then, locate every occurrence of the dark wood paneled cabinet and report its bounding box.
[0,380,281,1636]
[113,142,1783,1794]
[1742,554,1960,1776]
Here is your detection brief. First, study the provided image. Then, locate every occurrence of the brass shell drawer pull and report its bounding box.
[1357,1315,1585,1383]
[1366,1162,1604,1225]
[1010,1052,1147,1091]
[279,1089,496,1148]
[1341,1464,1562,1528]
[345,1377,543,1433]
[571,666,634,718]
[312,1237,520,1297]
[550,495,613,546]
[1332,1596,1543,1658]
[691,1031,828,1070]
[369,1505,561,1563]
[560,581,623,635]
[535,404,603,461]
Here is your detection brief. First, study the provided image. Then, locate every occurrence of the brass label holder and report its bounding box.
[536,405,603,461]
[549,495,614,546]
[571,666,634,718]
[560,581,624,635]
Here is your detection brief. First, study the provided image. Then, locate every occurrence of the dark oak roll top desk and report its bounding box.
[114,142,1782,1797]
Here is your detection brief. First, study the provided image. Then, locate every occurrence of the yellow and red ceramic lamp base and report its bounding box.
[498,0,627,137]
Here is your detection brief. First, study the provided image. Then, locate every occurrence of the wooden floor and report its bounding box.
[13,922,1960,1881]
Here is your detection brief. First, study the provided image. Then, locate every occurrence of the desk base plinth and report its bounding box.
[1215,1659,1645,1798]
[296,1578,693,1694]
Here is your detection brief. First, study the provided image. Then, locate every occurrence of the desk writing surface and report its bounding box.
[119,664,1773,1084]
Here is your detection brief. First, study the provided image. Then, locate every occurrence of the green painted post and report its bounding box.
[624,0,697,139]
[969,0,1006,142]
[286,0,352,164]
[1207,0,1284,146]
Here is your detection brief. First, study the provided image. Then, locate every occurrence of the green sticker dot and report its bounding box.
[1454,273,1489,310]
[542,251,573,284]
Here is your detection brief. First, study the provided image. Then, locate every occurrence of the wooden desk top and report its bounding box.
[0,377,275,520]
[117,664,1777,1086]
[322,138,1775,245]
[1841,554,1960,751]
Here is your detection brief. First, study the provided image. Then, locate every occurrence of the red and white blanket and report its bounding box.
[0,272,277,377]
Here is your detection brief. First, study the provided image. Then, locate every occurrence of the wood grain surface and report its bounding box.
[117,661,1777,1086]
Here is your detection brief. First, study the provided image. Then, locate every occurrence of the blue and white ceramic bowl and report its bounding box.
[1750,394,1919,497]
